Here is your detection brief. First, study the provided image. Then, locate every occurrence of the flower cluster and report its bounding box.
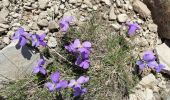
[65,39,92,69]
[136,51,165,73]
[12,27,46,47]
[45,71,89,97]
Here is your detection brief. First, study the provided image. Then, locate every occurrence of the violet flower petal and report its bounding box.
[56,80,68,90]
[45,82,55,92]
[50,71,60,83]
[147,61,158,69]
[77,76,89,84]
[82,41,91,48]
[19,37,27,46]
[143,51,156,61]
[68,79,76,88]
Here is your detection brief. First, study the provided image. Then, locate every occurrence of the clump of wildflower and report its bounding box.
[12,27,47,47]
[127,22,140,36]
[12,28,31,46]
[68,76,89,97]
[33,59,46,75]
[136,51,165,73]
[59,16,74,32]
[65,39,92,69]
[45,71,68,92]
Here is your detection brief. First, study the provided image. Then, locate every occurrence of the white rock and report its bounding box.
[48,21,59,30]
[156,43,170,71]
[60,4,65,10]
[3,36,10,44]
[37,19,49,27]
[111,23,121,30]
[133,0,151,18]
[139,74,156,87]
[101,0,111,6]
[144,88,154,100]
[83,0,92,8]
[0,40,40,88]
[47,37,57,48]
[129,94,137,100]
[0,8,9,23]
[0,23,9,29]
[69,0,82,4]
[0,28,6,34]
[117,14,128,23]
[109,6,116,20]
[38,0,48,9]
[148,24,158,32]
[2,0,9,7]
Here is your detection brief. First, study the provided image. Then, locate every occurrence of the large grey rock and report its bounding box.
[133,0,151,18]
[143,0,170,39]
[0,40,40,88]
[156,43,170,71]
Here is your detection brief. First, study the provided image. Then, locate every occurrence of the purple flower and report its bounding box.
[155,64,165,73]
[33,59,46,75]
[75,56,90,69]
[12,28,31,46]
[127,23,140,36]
[65,39,91,54]
[142,51,156,61]
[46,71,68,91]
[50,71,60,83]
[45,82,55,92]
[147,61,158,69]
[136,51,157,70]
[68,76,89,88]
[31,33,47,47]
[73,87,87,97]
[59,16,74,32]
[56,80,68,90]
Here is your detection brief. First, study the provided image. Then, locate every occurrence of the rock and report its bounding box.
[83,0,92,8]
[30,22,39,30]
[139,74,156,88]
[59,4,65,10]
[47,37,57,48]
[53,5,59,15]
[129,94,137,100]
[0,8,9,23]
[37,19,49,27]
[109,6,116,20]
[148,24,158,32]
[143,0,170,39]
[0,28,6,34]
[144,88,154,100]
[38,0,48,9]
[3,36,10,44]
[101,0,111,6]
[133,0,151,18]
[117,14,128,23]
[48,21,59,30]
[69,0,82,4]
[111,22,121,30]
[0,40,40,88]
[156,43,170,71]
[0,23,9,29]
[2,0,9,7]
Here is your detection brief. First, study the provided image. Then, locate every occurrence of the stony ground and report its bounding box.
[0,0,169,100]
